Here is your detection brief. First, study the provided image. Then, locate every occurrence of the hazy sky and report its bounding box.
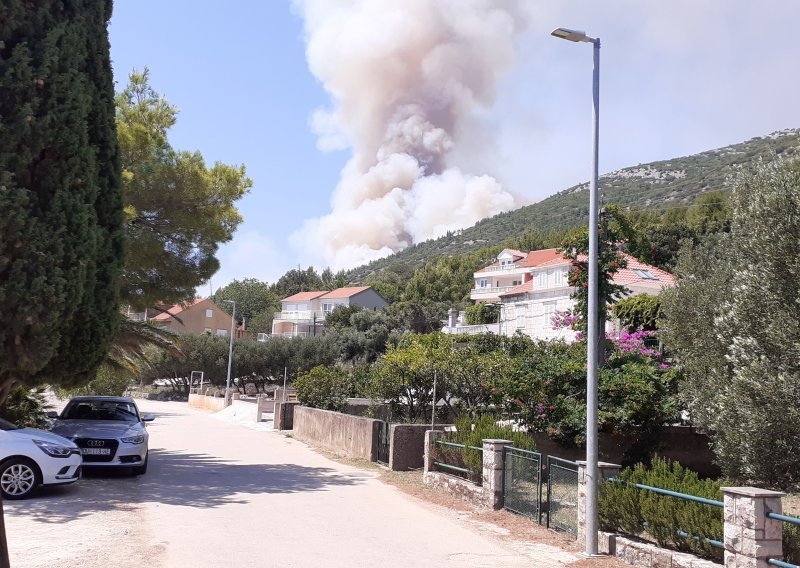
[109,1,800,291]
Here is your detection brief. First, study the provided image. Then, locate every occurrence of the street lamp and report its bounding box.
[551,26,601,557]
[222,300,236,406]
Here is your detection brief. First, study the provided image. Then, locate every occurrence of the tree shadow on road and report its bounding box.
[7,448,369,523]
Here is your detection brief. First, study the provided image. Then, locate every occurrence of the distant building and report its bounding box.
[149,298,251,339]
[447,247,674,341]
[271,286,388,337]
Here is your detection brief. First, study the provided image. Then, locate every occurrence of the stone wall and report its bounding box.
[292,406,381,461]
[188,393,227,412]
[422,431,511,510]
[598,532,719,568]
[389,424,449,471]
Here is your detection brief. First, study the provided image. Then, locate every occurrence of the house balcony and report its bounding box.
[479,263,521,272]
[441,323,500,335]
[272,310,327,324]
[470,286,517,301]
[271,331,309,338]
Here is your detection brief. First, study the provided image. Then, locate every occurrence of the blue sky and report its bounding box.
[109,1,800,291]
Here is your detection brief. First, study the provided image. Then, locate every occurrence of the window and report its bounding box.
[634,269,658,280]
[322,302,334,314]
[516,313,525,329]
[553,269,564,287]
[205,309,213,318]
[216,329,227,337]
[479,279,488,288]
[543,302,557,318]
[512,280,521,286]
[537,271,547,288]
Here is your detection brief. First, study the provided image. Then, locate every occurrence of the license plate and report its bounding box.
[81,448,111,456]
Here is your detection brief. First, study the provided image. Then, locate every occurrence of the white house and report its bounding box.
[270,286,388,337]
[463,248,674,341]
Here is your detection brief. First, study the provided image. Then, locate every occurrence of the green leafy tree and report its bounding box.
[663,160,800,487]
[273,267,324,298]
[611,294,662,332]
[0,0,123,402]
[320,267,349,290]
[383,300,447,334]
[403,250,495,306]
[214,278,280,326]
[464,303,499,325]
[116,69,251,309]
[324,305,363,330]
[293,365,353,411]
[560,206,631,339]
[367,338,437,423]
[365,263,416,304]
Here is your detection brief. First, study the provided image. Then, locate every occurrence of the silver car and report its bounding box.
[49,396,153,476]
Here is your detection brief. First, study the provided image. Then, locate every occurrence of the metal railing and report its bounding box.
[273,310,326,322]
[767,511,800,568]
[478,264,522,273]
[433,440,483,483]
[607,478,724,550]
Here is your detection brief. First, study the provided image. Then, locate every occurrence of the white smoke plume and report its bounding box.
[293,0,528,269]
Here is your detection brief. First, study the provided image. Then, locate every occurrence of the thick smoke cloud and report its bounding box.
[293,0,527,269]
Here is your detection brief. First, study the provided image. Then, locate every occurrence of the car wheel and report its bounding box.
[1,458,42,500]
[131,453,148,476]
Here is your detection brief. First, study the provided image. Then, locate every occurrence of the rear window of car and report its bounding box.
[62,400,140,421]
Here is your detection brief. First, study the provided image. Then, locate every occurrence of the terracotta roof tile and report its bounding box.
[281,291,329,302]
[500,281,534,297]
[152,298,204,321]
[519,248,566,268]
[320,286,370,299]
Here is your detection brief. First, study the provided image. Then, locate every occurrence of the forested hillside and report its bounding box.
[346,129,800,282]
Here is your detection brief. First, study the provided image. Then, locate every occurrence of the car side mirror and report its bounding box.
[141,414,155,422]
[46,411,58,419]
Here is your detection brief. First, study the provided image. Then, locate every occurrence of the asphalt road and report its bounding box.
[5,399,577,568]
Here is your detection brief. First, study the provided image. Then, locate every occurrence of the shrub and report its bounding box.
[599,458,723,561]
[293,365,352,412]
[435,415,535,483]
[784,522,800,565]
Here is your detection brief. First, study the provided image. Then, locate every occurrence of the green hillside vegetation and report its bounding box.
[345,129,800,282]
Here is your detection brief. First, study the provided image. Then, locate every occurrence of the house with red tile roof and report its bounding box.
[271,286,388,337]
[465,248,674,341]
[150,298,251,339]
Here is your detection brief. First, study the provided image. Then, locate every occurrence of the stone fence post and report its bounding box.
[423,430,445,476]
[577,461,621,550]
[482,439,512,510]
[722,486,784,568]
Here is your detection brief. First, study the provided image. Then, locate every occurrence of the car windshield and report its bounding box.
[62,400,140,422]
[0,417,21,431]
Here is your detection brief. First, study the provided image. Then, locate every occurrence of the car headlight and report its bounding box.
[33,439,76,458]
[121,433,145,444]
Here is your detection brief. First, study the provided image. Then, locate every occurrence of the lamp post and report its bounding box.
[223,300,236,406]
[551,26,601,557]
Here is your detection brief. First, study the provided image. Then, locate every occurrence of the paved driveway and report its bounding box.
[5,399,579,568]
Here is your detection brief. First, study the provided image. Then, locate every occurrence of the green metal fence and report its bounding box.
[766,511,800,568]
[502,447,542,522]
[547,456,580,536]
[433,440,483,484]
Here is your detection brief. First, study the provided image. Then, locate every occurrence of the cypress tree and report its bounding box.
[0,0,123,400]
